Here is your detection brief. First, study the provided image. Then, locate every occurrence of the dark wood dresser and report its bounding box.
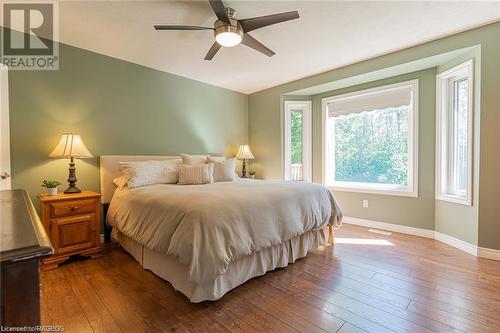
[1,189,53,327]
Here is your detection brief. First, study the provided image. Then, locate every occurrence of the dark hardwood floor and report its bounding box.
[40,224,500,333]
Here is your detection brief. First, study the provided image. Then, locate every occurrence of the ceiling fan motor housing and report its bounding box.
[225,7,237,19]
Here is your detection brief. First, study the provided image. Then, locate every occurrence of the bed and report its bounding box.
[100,155,342,302]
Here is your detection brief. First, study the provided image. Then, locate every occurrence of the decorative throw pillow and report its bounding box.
[178,163,214,185]
[181,153,208,166]
[119,159,181,188]
[208,157,237,182]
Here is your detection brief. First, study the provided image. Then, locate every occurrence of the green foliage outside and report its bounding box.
[334,107,409,185]
[290,111,303,164]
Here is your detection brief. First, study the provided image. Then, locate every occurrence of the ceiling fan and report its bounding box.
[154,0,299,60]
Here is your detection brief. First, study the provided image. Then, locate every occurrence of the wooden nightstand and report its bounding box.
[39,191,102,270]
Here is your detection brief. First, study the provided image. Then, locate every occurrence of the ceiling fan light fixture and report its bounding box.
[214,21,243,47]
[216,31,242,47]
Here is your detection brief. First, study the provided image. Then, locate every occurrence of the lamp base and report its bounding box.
[65,157,81,194]
[64,185,82,194]
[241,158,248,178]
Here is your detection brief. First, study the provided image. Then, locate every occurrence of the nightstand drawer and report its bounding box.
[50,214,97,254]
[49,198,97,217]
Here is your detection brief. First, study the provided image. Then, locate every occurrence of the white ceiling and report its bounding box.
[58,1,500,94]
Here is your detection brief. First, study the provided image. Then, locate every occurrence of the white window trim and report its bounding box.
[284,101,312,182]
[322,80,419,197]
[436,60,473,206]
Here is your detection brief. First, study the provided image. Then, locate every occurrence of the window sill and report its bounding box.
[436,194,471,206]
[328,185,418,198]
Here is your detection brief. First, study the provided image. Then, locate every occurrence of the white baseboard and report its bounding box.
[434,231,477,256]
[478,247,500,261]
[342,216,497,260]
[343,217,435,239]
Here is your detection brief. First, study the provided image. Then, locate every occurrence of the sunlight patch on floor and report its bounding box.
[334,237,394,246]
[368,228,392,236]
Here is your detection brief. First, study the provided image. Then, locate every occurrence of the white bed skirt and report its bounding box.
[112,227,328,302]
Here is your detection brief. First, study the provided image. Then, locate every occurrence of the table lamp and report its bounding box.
[236,144,255,178]
[49,133,93,194]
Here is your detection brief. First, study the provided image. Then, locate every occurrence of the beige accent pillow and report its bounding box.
[207,155,226,163]
[178,163,214,185]
[208,157,237,182]
[181,153,208,166]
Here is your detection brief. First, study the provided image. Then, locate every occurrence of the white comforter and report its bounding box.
[107,179,342,284]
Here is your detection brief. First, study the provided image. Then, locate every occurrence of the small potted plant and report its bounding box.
[248,170,257,179]
[41,180,62,196]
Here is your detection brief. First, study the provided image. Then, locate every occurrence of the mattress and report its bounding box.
[113,227,329,302]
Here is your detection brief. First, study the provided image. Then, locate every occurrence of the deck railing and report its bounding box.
[291,164,303,181]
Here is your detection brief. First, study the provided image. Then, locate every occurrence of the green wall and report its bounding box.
[477,31,500,250]
[249,22,500,249]
[8,39,248,210]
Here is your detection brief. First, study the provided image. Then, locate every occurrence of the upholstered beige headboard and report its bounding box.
[99,155,179,203]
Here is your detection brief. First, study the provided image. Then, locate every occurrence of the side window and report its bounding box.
[284,101,312,182]
[436,60,473,205]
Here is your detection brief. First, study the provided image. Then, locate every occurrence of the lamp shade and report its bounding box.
[49,134,93,159]
[236,144,255,160]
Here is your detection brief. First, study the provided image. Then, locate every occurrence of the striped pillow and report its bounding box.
[178,163,214,185]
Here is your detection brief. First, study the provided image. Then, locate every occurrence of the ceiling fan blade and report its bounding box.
[204,42,222,60]
[154,25,214,31]
[241,33,275,57]
[238,11,299,33]
[209,0,230,24]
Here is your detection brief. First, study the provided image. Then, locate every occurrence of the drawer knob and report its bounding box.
[71,206,79,211]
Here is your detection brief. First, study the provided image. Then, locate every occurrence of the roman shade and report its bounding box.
[327,84,414,117]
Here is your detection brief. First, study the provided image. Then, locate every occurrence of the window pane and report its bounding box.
[285,101,311,182]
[453,78,468,192]
[290,110,303,180]
[333,106,409,186]
[436,61,472,204]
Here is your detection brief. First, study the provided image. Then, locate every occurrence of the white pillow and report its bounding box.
[208,157,236,182]
[181,153,207,166]
[178,163,214,185]
[119,159,181,188]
